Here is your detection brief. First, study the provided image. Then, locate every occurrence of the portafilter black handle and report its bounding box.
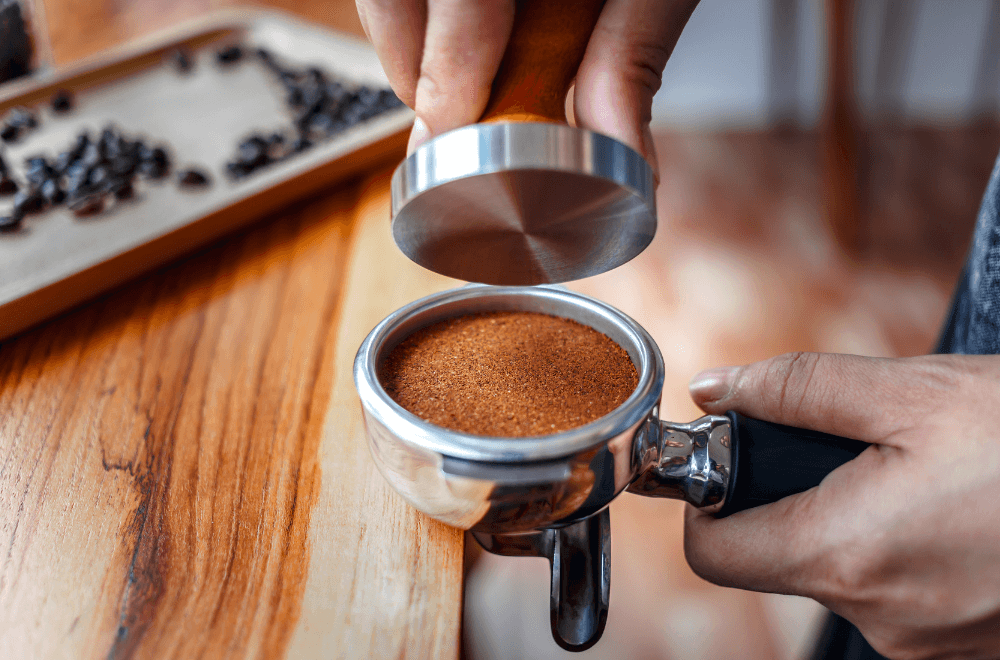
[718,411,870,516]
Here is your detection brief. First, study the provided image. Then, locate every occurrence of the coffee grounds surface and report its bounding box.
[378,311,639,437]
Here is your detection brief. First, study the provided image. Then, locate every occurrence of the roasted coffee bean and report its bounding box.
[108,155,136,178]
[65,132,90,162]
[255,48,279,69]
[140,162,168,179]
[0,124,20,143]
[172,48,193,74]
[379,89,404,109]
[226,161,250,180]
[80,142,103,168]
[87,165,110,189]
[286,86,305,108]
[24,156,55,185]
[68,193,105,217]
[111,180,134,200]
[301,113,333,139]
[13,188,43,216]
[0,177,17,195]
[236,136,269,169]
[40,178,65,205]
[225,50,402,181]
[139,146,170,179]
[144,146,169,167]
[63,163,89,194]
[7,107,37,130]
[0,213,22,232]
[98,126,123,158]
[265,132,291,161]
[216,45,244,65]
[0,152,7,176]
[178,168,210,187]
[51,89,74,113]
[53,150,76,174]
[357,86,380,108]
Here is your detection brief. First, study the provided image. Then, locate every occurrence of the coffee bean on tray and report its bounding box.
[178,168,211,187]
[51,89,74,113]
[40,178,65,205]
[0,124,19,143]
[111,180,134,200]
[68,193,105,217]
[0,213,22,232]
[221,47,404,182]
[216,45,244,66]
[13,188,43,216]
[171,48,193,74]
[1,106,39,142]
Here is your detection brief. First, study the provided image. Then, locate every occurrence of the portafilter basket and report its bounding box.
[354,285,868,651]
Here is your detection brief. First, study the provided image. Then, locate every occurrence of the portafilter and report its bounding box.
[354,285,869,652]
[390,0,657,286]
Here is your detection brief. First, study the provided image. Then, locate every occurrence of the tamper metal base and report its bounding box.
[390,123,657,285]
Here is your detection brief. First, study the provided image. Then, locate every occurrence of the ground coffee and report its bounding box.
[379,311,638,437]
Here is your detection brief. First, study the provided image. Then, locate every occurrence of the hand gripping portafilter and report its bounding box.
[391,0,656,285]
[355,286,870,652]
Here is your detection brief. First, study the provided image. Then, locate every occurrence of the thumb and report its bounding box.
[681,352,957,597]
[687,352,932,446]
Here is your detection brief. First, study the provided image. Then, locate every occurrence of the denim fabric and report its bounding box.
[818,149,1000,660]
[938,151,1000,355]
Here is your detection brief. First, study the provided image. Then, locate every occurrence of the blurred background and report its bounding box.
[474,1,1000,659]
[8,0,999,658]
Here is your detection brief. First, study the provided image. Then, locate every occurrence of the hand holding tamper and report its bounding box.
[390,0,657,285]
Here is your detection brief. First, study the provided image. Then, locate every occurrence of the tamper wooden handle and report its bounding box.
[479,0,606,124]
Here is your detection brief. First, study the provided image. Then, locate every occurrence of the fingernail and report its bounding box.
[688,367,739,403]
[407,117,430,155]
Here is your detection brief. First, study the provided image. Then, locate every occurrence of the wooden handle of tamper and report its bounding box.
[479,0,607,124]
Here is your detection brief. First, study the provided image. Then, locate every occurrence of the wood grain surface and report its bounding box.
[0,165,463,658]
[3,3,465,658]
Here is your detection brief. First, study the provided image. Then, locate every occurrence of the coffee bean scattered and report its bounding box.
[178,168,210,187]
[50,89,74,113]
[0,212,22,232]
[0,1,33,85]
[0,123,216,225]
[67,193,104,216]
[379,311,639,437]
[216,45,244,66]
[0,106,38,143]
[224,47,405,180]
[0,153,16,195]
[171,48,193,74]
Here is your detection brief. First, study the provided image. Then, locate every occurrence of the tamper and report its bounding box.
[390,0,657,285]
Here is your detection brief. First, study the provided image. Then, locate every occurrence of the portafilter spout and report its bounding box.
[390,0,657,285]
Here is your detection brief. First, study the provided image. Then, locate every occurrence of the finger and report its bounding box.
[410,0,515,152]
[356,0,427,108]
[574,0,700,178]
[687,353,964,445]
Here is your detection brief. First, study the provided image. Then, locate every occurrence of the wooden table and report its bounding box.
[1,2,464,658]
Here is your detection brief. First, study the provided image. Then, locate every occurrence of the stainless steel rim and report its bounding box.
[390,123,656,218]
[354,284,665,463]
